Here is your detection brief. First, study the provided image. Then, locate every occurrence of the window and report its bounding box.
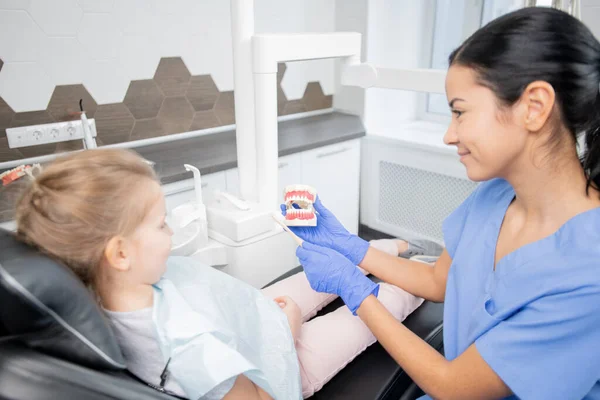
[422,0,526,120]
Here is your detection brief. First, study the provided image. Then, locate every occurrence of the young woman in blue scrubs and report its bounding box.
[286,7,600,399]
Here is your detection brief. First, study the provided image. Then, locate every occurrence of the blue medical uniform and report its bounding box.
[419,178,600,400]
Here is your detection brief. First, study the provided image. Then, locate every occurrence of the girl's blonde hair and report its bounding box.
[15,148,159,288]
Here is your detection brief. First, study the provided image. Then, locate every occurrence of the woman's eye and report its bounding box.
[452,110,463,118]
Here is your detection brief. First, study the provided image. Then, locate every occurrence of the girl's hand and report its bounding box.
[274,296,302,341]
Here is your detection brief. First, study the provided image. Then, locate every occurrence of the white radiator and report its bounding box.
[360,134,478,245]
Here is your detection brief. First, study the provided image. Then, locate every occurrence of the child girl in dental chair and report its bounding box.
[12,148,431,400]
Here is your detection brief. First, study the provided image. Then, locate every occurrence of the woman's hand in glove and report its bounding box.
[296,242,379,315]
[281,196,370,266]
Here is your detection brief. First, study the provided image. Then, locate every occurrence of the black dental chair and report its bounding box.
[0,228,443,400]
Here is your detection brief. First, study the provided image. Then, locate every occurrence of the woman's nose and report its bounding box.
[443,123,458,146]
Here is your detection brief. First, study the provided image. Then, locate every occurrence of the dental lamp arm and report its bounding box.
[357,295,512,400]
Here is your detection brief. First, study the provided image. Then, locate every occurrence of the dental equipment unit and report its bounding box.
[173,0,450,288]
[170,164,210,257]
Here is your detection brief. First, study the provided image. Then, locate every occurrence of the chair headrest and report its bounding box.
[0,229,125,370]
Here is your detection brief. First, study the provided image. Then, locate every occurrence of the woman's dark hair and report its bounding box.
[449,7,600,193]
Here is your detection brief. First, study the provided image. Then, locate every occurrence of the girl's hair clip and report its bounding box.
[0,163,42,186]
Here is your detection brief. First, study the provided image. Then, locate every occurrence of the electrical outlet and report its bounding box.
[5,119,97,149]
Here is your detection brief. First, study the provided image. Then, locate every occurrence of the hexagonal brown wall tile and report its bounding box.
[277,86,288,116]
[47,84,97,121]
[0,97,15,139]
[130,118,164,141]
[302,82,332,112]
[18,143,59,159]
[11,110,54,128]
[283,100,307,115]
[124,79,164,120]
[0,137,23,162]
[94,103,135,145]
[190,110,220,131]
[277,62,287,83]
[214,91,235,125]
[55,140,84,154]
[277,63,288,115]
[153,57,191,97]
[157,96,194,135]
[186,75,219,112]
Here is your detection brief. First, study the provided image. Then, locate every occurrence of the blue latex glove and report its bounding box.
[296,242,379,315]
[281,196,370,266]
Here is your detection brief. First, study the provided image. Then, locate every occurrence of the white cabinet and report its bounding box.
[301,139,361,234]
[225,153,302,204]
[276,154,303,203]
[163,171,227,213]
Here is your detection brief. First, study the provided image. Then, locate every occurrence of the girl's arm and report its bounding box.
[222,375,273,400]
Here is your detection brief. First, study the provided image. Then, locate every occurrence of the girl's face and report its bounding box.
[443,65,529,182]
[128,182,173,285]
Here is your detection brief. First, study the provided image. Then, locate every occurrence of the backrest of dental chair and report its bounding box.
[0,228,126,370]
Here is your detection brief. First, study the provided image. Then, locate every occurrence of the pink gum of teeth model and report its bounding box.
[283,184,317,227]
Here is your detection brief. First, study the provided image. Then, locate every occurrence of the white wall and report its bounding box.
[0,0,335,112]
[363,0,430,135]
[332,0,368,117]
[255,0,336,101]
[582,0,600,39]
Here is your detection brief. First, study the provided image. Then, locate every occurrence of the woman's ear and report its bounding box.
[103,236,131,272]
[521,81,556,132]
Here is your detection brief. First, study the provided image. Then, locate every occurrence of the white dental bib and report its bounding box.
[152,257,302,400]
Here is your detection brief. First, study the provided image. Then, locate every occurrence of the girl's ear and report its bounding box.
[103,236,131,272]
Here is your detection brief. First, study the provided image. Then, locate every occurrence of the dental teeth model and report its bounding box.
[283,184,317,226]
[0,163,42,186]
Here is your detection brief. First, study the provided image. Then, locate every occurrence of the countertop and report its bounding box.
[0,112,364,222]
[140,111,365,184]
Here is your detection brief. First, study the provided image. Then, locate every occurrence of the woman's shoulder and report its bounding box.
[518,218,600,289]
[558,206,600,258]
